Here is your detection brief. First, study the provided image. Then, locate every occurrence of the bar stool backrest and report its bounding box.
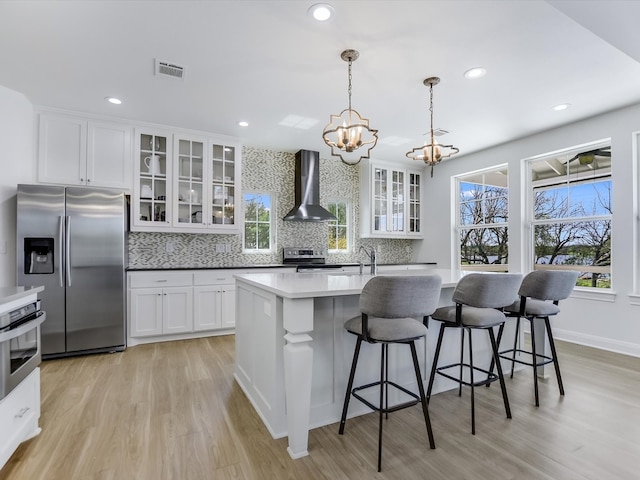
[359,275,442,319]
[453,273,522,309]
[519,270,579,302]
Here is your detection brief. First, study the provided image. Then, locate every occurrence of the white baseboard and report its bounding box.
[553,328,640,358]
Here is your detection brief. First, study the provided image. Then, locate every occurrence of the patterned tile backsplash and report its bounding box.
[128,147,413,268]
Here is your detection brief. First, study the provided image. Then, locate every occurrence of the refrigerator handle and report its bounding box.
[58,215,65,287]
[65,215,72,287]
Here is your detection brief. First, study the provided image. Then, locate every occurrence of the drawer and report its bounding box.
[128,271,193,288]
[194,270,243,286]
[0,369,40,466]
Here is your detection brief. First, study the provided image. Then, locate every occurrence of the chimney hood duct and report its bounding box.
[283,150,337,222]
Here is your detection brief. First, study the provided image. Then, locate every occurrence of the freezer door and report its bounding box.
[16,184,67,355]
[65,187,126,352]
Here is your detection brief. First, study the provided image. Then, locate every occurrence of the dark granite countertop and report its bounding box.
[126,262,437,272]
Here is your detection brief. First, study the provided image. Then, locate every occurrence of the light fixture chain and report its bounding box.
[347,58,353,113]
[429,83,434,141]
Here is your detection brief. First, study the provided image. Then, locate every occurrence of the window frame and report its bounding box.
[455,165,509,272]
[327,198,351,253]
[242,191,275,253]
[525,140,612,291]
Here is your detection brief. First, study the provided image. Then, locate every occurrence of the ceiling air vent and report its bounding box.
[155,59,186,80]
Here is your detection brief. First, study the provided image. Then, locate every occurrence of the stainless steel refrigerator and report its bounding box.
[16,184,126,358]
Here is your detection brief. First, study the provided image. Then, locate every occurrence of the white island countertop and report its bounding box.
[233,268,464,299]
[0,285,44,307]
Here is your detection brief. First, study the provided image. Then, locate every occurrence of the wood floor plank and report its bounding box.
[1,335,639,479]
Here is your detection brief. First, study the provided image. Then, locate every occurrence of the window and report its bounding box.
[243,193,273,251]
[528,143,611,288]
[456,166,509,271]
[327,200,349,252]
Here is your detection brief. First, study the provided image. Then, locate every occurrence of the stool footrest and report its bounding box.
[352,380,420,414]
[436,362,499,388]
[498,348,553,368]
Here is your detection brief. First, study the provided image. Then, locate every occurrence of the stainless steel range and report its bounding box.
[282,247,344,272]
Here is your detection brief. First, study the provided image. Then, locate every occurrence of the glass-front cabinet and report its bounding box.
[174,135,205,227]
[210,144,236,228]
[132,128,241,233]
[361,160,422,238]
[135,130,171,228]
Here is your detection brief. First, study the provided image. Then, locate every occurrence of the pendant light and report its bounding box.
[406,77,459,177]
[322,49,378,165]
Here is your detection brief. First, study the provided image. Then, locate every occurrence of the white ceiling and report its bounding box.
[1,0,639,163]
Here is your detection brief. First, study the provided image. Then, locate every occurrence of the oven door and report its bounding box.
[0,311,46,399]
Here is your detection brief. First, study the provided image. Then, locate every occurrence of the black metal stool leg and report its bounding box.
[468,327,475,435]
[377,343,386,472]
[530,317,540,407]
[545,316,565,396]
[410,341,436,449]
[459,328,465,397]
[488,326,511,419]
[427,324,446,402]
[487,322,506,386]
[339,336,362,434]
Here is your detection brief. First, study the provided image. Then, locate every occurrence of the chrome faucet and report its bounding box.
[359,245,377,275]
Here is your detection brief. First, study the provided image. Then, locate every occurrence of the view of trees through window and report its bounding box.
[457,167,509,271]
[530,145,612,288]
[243,193,272,250]
[328,200,348,251]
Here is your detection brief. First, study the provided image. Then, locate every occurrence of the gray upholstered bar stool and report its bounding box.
[497,269,579,406]
[338,275,442,472]
[426,273,522,435]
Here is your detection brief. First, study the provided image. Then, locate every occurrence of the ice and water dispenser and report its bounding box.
[23,238,55,274]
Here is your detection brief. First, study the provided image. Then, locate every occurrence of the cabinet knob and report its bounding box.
[87,178,91,183]
[80,178,84,182]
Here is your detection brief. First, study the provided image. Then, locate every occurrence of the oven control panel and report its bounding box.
[283,247,326,264]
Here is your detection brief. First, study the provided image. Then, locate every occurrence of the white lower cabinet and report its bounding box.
[193,271,237,331]
[127,269,245,346]
[0,368,41,470]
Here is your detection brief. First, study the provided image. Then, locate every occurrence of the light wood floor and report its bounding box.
[1,335,639,480]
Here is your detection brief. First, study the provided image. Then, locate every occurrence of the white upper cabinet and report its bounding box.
[132,128,241,233]
[38,111,132,189]
[360,159,423,238]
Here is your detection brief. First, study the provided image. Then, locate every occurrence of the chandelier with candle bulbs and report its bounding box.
[406,77,459,177]
[322,49,378,165]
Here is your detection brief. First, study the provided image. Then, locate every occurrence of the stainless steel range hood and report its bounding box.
[283,150,336,222]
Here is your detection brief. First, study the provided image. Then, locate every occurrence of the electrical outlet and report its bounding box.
[225,243,232,253]
[376,245,382,254]
[216,244,225,253]
[165,242,174,254]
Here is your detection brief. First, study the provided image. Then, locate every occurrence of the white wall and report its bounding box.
[417,102,640,357]
[0,85,35,288]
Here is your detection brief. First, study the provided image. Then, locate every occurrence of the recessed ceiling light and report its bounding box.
[308,3,335,22]
[464,67,486,79]
[552,103,570,111]
[105,96,122,105]
[237,121,249,127]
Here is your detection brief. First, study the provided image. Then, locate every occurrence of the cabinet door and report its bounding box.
[130,288,163,337]
[133,129,172,229]
[408,172,421,234]
[163,287,193,334]
[193,285,221,331]
[38,113,87,185]
[87,121,132,189]
[208,142,240,231]
[220,284,236,329]
[372,167,388,234]
[174,135,206,229]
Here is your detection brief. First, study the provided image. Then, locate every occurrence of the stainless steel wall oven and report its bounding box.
[0,300,46,400]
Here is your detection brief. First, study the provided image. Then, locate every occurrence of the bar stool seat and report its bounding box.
[339,275,442,472]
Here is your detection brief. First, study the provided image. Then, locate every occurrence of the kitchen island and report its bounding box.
[234,268,513,459]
